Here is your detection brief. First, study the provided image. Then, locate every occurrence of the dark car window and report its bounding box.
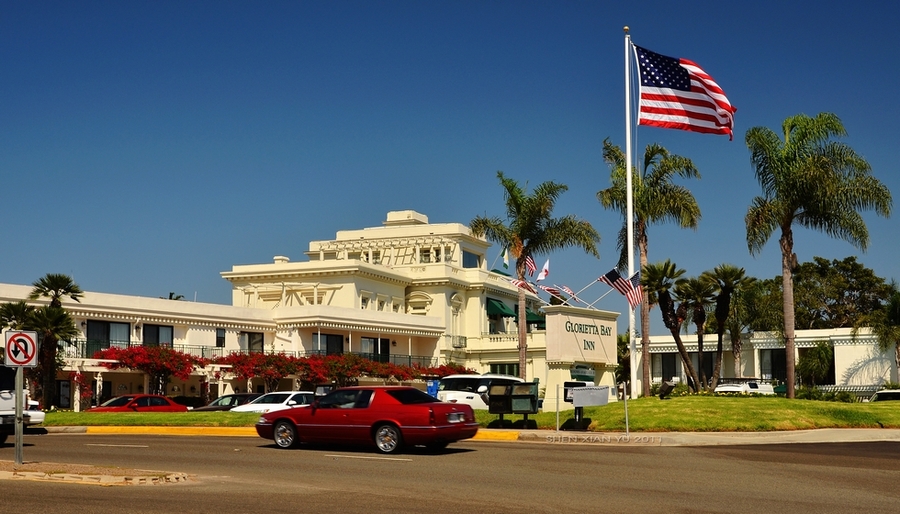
[438,378,480,392]
[290,393,313,406]
[873,391,900,401]
[101,396,135,407]
[318,389,362,409]
[256,393,290,404]
[150,396,168,407]
[135,396,151,407]
[386,388,440,405]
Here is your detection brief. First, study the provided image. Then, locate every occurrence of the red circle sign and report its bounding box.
[5,332,37,366]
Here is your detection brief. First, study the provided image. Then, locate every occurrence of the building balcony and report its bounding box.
[59,340,437,368]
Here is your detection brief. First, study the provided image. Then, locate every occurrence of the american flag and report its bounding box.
[599,269,643,310]
[634,45,736,140]
[538,284,562,299]
[625,271,643,309]
[510,279,535,294]
[560,285,582,305]
[524,255,537,277]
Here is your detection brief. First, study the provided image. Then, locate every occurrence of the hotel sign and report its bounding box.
[544,306,618,365]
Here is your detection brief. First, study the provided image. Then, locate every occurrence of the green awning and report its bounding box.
[486,298,516,317]
[515,306,545,323]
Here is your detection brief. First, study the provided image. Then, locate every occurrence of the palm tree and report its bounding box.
[28,306,80,408]
[598,139,701,396]
[28,273,83,308]
[0,300,35,330]
[858,282,900,383]
[745,112,892,398]
[28,274,83,408]
[642,260,700,392]
[673,277,716,390]
[701,265,755,388]
[471,171,601,379]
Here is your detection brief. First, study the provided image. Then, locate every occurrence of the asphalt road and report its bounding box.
[3,434,899,513]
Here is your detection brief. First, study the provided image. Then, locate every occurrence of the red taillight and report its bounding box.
[429,407,436,425]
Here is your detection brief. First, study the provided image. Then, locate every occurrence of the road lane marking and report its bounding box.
[323,454,411,462]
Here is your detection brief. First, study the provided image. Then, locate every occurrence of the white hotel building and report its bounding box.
[2,210,894,409]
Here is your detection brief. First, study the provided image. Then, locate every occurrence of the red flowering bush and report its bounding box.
[95,346,207,395]
[218,352,300,392]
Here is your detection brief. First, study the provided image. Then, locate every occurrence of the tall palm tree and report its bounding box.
[598,138,701,396]
[472,171,601,379]
[745,112,892,398]
[28,273,83,408]
[673,277,716,390]
[0,300,35,330]
[642,260,700,391]
[700,265,755,389]
[28,306,80,408]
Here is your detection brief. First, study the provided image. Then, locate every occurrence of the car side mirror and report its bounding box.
[477,385,488,394]
[287,400,297,407]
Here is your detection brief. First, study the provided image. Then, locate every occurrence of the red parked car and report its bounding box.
[87,394,189,413]
[256,386,478,454]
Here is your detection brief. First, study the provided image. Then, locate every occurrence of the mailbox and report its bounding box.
[487,384,513,414]
[563,381,594,403]
[510,382,539,414]
[488,382,540,415]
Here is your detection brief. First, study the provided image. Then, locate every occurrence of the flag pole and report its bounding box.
[624,26,638,400]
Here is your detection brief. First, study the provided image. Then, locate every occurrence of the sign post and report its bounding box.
[5,331,39,466]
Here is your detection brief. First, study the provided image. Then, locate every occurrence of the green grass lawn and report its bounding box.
[42,397,900,432]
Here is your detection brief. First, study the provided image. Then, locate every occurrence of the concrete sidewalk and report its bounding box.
[41,426,900,446]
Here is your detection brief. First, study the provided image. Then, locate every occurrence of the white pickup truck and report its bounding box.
[0,390,42,444]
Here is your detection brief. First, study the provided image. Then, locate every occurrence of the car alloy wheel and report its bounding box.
[374,424,403,454]
[274,420,298,449]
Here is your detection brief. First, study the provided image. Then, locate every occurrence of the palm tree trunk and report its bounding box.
[41,336,58,408]
[710,330,724,390]
[697,331,707,389]
[639,238,651,397]
[780,228,796,399]
[732,334,743,378]
[672,331,701,392]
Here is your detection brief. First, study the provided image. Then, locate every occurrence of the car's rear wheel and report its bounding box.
[273,420,298,449]
[373,423,403,454]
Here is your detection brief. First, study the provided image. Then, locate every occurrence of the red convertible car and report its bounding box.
[255,386,478,454]
[87,394,189,413]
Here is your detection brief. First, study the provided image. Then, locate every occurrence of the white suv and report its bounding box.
[437,374,524,410]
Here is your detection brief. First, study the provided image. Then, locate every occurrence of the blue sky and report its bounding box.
[2,1,897,334]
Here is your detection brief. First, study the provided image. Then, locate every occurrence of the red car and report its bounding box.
[87,394,189,413]
[256,386,478,454]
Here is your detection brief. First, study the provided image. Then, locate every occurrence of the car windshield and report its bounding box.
[100,396,135,407]
[438,377,481,392]
[254,393,290,404]
[386,388,440,404]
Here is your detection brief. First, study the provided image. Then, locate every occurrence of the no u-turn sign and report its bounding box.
[4,331,39,367]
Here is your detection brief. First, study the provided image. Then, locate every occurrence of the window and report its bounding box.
[85,320,131,354]
[462,251,481,269]
[361,296,370,310]
[143,324,174,347]
[386,388,439,405]
[760,349,787,382]
[360,337,390,362]
[661,354,677,382]
[216,329,226,348]
[318,389,369,409]
[490,363,520,377]
[313,333,343,355]
[241,332,264,353]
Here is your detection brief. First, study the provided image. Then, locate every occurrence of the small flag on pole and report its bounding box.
[634,45,736,140]
[625,271,643,309]
[510,279,535,294]
[501,247,509,269]
[538,284,562,299]
[536,259,550,282]
[559,285,583,305]
[525,255,537,277]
